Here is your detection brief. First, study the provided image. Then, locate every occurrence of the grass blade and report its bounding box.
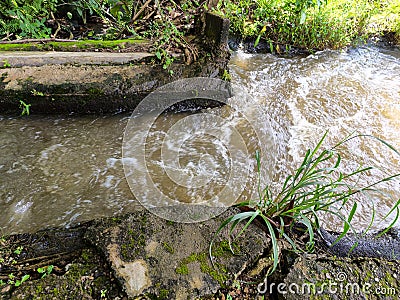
[333,202,357,246]
[260,214,279,275]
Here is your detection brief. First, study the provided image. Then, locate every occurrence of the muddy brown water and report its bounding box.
[1,46,399,234]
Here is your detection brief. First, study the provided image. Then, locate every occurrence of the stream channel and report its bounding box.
[1,46,399,234]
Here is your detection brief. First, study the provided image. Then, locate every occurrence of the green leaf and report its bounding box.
[333,202,357,245]
[377,199,400,237]
[47,265,54,274]
[21,274,30,283]
[14,274,30,286]
[299,214,315,252]
[259,214,279,275]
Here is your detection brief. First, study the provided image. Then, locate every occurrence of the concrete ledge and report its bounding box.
[0,51,153,67]
[0,52,229,114]
[0,12,231,115]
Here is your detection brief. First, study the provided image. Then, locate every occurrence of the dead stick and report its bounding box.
[130,0,152,24]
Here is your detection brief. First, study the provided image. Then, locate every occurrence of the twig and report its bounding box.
[50,11,61,39]
[1,33,12,41]
[130,0,153,24]
[143,10,155,20]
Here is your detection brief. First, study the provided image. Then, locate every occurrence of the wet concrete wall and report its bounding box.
[0,12,230,114]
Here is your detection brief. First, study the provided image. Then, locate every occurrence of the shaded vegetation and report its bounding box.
[0,0,201,41]
[0,0,204,69]
[0,0,399,55]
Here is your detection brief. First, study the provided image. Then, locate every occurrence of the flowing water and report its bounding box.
[229,46,400,232]
[0,115,140,234]
[1,46,399,234]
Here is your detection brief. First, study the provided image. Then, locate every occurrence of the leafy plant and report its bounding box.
[215,0,392,52]
[13,246,23,255]
[31,89,45,96]
[19,100,31,116]
[0,0,57,39]
[221,69,231,81]
[1,273,30,287]
[14,274,30,287]
[0,237,31,288]
[1,59,11,68]
[211,131,400,276]
[37,265,54,278]
[100,289,107,298]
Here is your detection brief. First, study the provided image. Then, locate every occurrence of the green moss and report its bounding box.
[385,271,396,285]
[0,38,147,52]
[310,294,330,300]
[159,289,169,299]
[140,215,148,226]
[365,270,373,281]
[80,249,92,262]
[211,240,238,257]
[121,224,147,259]
[65,263,91,282]
[86,87,103,95]
[35,284,43,294]
[145,289,170,300]
[175,264,189,275]
[175,251,229,286]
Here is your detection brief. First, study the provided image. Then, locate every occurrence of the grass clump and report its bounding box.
[211,131,400,277]
[214,0,400,51]
[367,1,400,44]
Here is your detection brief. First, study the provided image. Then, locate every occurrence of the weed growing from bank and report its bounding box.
[0,237,31,288]
[19,100,31,116]
[211,131,400,276]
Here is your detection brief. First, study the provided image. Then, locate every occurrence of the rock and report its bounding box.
[85,209,269,299]
[282,254,400,300]
[319,227,400,260]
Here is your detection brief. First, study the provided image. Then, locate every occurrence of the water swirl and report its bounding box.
[122,77,274,222]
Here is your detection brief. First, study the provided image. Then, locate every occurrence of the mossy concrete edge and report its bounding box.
[0,12,231,115]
